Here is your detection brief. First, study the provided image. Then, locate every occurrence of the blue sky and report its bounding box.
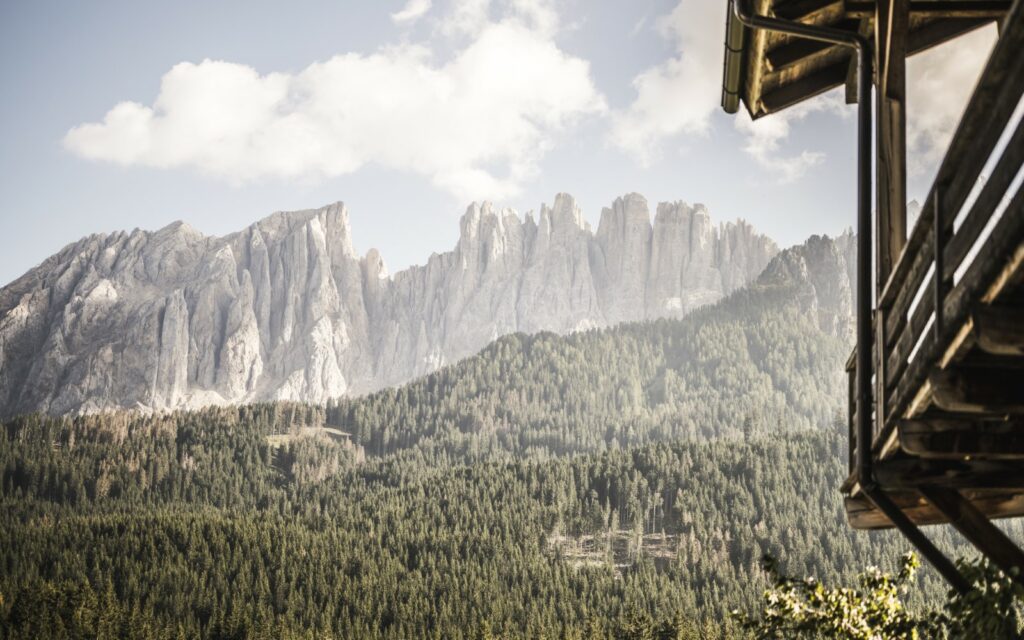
[0,0,996,285]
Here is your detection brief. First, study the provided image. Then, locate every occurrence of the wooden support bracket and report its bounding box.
[919,486,1024,583]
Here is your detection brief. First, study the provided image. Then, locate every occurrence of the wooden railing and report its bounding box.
[848,7,1024,480]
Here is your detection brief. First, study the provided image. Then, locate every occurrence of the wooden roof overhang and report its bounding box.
[722,0,1010,119]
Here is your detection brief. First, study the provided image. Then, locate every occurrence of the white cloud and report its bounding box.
[439,0,493,38]
[907,25,997,174]
[64,2,604,202]
[610,0,849,181]
[438,0,557,39]
[734,90,848,183]
[391,0,432,25]
[507,0,559,36]
[609,0,726,164]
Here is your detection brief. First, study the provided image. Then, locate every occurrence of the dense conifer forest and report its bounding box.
[2,273,1013,638]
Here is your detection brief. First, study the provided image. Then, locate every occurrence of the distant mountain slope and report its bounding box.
[325,231,857,458]
[0,194,777,417]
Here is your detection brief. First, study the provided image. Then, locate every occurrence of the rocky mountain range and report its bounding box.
[0,192,855,417]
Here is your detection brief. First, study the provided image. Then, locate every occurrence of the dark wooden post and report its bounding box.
[875,0,909,290]
[874,0,908,439]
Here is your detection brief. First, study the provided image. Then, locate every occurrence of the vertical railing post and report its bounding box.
[848,363,856,473]
[876,307,886,442]
[937,184,942,339]
[933,185,950,340]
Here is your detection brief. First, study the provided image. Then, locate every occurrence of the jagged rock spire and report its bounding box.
[0,194,781,416]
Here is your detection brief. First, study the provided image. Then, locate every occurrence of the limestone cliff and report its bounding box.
[0,193,779,415]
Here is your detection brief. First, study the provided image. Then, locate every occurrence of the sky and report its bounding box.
[0,0,999,285]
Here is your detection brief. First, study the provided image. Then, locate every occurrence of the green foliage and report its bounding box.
[738,553,1024,640]
[737,552,922,639]
[926,558,1024,639]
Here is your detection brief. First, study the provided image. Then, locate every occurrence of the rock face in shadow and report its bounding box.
[756,230,858,343]
[0,193,779,416]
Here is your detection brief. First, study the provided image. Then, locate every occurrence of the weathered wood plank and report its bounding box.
[874,457,1024,489]
[943,115,1024,283]
[767,37,838,71]
[881,208,1024,445]
[760,60,851,112]
[846,489,1024,529]
[775,0,843,21]
[846,1,1011,18]
[973,305,1024,356]
[907,16,993,49]
[884,286,934,392]
[930,366,1024,414]
[899,418,1024,459]
[882,234,932,347]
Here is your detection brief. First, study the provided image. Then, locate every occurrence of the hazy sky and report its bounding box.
[0,0,997,285]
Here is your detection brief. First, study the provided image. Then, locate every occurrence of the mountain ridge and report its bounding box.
[0,193,831,417]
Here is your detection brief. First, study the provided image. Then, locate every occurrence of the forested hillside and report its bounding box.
[0,408,995,639]
[3,234,971,639]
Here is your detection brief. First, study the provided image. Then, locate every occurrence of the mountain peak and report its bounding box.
[757,233,857,342]
[157,220,200,237]
[540,192,587,234]
[0,193,780,417]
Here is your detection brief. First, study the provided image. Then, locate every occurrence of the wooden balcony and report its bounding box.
[722,0,1024,591]
[842,2,1024,530]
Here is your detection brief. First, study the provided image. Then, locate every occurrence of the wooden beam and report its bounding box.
[846,1,1011,18]
[972,306,1024,357]
[846,489,1024,529]
[875,457,1024,490]
[768,40,837,72]
[920,486,1024,582]
[751,17,989,117]
[775,0,844,21]
[766,18,861,71]
[899,418,1024,459]
[760,61,851,113]
[866,488,972,592]
[930,367,1024,414]
[907,17,992,52]
[884,0,909,100]
[767,38,837,71]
